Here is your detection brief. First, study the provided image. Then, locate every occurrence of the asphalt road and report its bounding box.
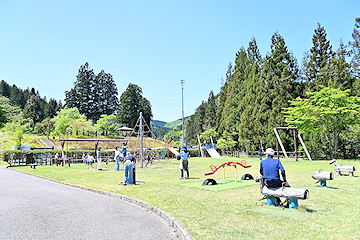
[0,167,178,240]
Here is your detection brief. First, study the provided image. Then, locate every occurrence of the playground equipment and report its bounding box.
[204,160,251,182]
[127,112,158,168]
[329,159,356,176]
[312,169,333,187]
[274,127,312,162]
[255,176,309,209]
[197,133,221,158]
[202,178,218,185]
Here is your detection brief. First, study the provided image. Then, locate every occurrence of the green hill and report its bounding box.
[152,120,167,127]
[164,116,190,129]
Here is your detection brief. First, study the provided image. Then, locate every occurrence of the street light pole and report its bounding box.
[66,128,69,150]
[181,79,185,147]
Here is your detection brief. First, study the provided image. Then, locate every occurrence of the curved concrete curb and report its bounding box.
[8,168,192,240]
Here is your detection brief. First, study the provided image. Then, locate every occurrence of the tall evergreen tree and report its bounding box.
[305,23,333,91]
[204,91,217,129]
[65,62,118,122]
[247,37,262,65]
[0,106,8,128]
[92,70,119,121]
[9,85,27,109]
[0,80,11,98]
[349,18,360,94]
[218,48,248,136]
[325,40,353,91]
[65,62,95,120]
[23,94,44,130]
[44,98,59,119]
[117,83,152,128]
[216,62,233,132]
[265,32,300,148]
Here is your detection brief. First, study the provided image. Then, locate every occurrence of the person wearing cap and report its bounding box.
[97,147,102,170]
[260,148,288,188]
[177,146,189,179]
[123,152,136,185]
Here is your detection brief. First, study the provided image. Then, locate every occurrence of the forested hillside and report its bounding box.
[165,19,360,159]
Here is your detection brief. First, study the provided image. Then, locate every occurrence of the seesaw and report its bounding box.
[329,159,357,176]
[204,160,252,182]
[255,176,309,209]
[312,169,333,187]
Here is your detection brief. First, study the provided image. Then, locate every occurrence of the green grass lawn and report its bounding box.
[12,157,360,239]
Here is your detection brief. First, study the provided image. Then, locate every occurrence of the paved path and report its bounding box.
[0,167,178,240]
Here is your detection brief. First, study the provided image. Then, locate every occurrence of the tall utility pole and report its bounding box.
[140,112,143,168]
[181,79,185,147]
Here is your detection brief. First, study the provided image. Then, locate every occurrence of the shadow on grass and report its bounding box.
[249,205,315,220]
[316,186,338,189]
[301,206,317,213]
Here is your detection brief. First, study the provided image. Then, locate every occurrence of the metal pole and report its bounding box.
[66,128,69,150]
[181,79,185,147]
[140,112,143,168]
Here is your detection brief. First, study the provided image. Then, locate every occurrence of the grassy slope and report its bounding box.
[0,131,45,152]
[13,157,360,239]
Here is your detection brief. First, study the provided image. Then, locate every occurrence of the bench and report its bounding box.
[29,163,37,169]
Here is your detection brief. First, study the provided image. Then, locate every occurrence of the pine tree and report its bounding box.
[218,48,248,137]
[247,37,262,65]
[65,62,95,120]
[265,32,300,149]
[9,85,27,109]
[0,80,11,98]
[23,94,44,130]
[325,40,353,91]
[92,70,119,121]
[0,106,8,128]
[65,62,119,122]
[117,83,152,128]
[44,98,59,119]
[216,62,233,132]
[349,18,360,94]
[204,91,217,129]
[306,23,333,91]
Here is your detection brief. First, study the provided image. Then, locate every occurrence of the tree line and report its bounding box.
[165,19,360,159]
[0,62,153,145]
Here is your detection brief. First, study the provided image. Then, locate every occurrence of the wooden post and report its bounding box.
[297,133,312,162]
[210,135,214,148]
[293,129,298,161]
[60,140,65,167]
[234,165,237,182]
[274,128,289,162]
[197,134,203,157]
[276,137,280,160]
[95,141,99,157]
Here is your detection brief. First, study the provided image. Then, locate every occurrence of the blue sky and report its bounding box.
[0,0,359,122]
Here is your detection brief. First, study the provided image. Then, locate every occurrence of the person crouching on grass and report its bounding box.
[177,146,189,179]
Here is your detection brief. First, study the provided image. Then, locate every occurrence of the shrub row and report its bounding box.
[2,148,184,166]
